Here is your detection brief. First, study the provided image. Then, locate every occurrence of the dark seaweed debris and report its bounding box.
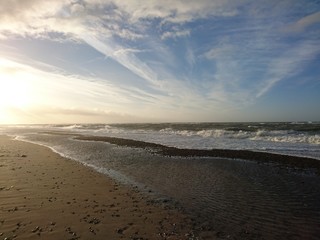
[75,135,320,173]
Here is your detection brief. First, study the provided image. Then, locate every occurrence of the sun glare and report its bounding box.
[0,58,35,123]
[0,77,31,108]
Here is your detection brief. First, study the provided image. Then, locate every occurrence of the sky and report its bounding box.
[0,0,319,124]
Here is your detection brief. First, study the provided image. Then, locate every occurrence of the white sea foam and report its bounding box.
[157,127,320,145]
[1,122,319,159]
[5,124,319,240]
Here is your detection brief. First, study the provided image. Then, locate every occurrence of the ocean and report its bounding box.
[4,122,319,158]
[1,122,320,239]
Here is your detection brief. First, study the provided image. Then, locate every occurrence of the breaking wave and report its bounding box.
[2,122,319,159]
[159,128,320,145]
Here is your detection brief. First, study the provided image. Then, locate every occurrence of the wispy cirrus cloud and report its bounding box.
[161,29,190,40]
[0,57,159,110]
[287,11,320,33]
[201,3,320,105]
[0,0,319,122]
[256,40,320,98]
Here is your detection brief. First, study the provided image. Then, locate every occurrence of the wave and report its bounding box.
[60,124,84,129]
[12,123,318,146]
[251,133,320,145]
[158,128,320,145]
[2,123,319,160]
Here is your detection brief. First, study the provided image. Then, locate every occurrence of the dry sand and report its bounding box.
[0,135,208,240]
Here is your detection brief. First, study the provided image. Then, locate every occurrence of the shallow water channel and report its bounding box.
[16,132,320,239]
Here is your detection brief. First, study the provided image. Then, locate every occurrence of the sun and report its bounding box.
[0,72,32,108]
[0,78,31,108]
[0,58,35,123]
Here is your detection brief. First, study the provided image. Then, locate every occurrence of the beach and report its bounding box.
[1,0,319,238]
[1,123,320,239]
[0,135,206,240]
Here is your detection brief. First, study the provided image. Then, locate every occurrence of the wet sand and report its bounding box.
[76,135,320,172]
[0,136,207,240]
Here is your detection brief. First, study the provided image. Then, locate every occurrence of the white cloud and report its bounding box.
[70,3,85,15]
[0,0,242,38]
[3,105,151,124]
[81,34,161,86]
[0,0,242,91]
[161,29,190,40]
[0,57,159,110]
[105,0,240,23]
[186,46,196,67]
[113,48,146,56]
[204,43,234,60]
[256,40,320,98]
[204,38,320,105]
[288,11,320,33]
[0,0,319,122]
[0,0,68,38]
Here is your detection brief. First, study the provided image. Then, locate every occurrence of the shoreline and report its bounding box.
[2,132,320,239]
[0,135,209,239]
[75,135,320,172]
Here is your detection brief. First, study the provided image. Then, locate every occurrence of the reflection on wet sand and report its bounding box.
[12,133,320,239]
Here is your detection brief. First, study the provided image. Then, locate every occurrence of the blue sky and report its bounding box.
[0,0,319,123]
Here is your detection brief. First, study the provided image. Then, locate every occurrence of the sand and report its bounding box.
[76,135,320,172]
[0,136,207,240]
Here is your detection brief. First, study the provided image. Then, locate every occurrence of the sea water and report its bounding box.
[1,123,320,239]
[2,122,320,159]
